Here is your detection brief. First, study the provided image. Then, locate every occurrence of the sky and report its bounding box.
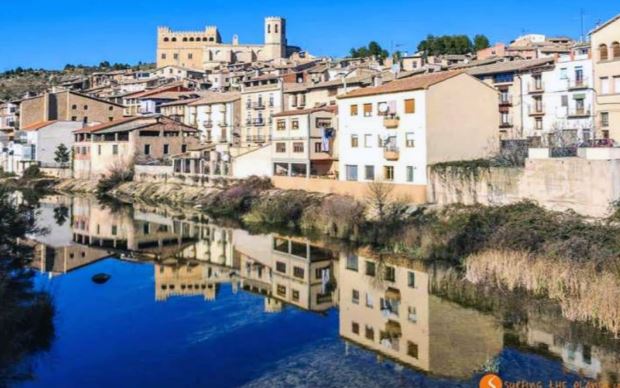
[1,0,619,71]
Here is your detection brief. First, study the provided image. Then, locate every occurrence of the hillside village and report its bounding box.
[2,15,620,216]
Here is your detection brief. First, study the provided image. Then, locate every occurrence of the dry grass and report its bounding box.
[465,249,620,336]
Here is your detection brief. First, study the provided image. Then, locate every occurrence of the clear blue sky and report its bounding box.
[1,0,618,71]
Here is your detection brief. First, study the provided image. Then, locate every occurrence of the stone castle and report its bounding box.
[156,16,300,70]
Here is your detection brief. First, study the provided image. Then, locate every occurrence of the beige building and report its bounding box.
[591,14,620,140]
[157,17,299,70]
[338,252,503,378]
[240,75,283,146]
[271,106,338,177]
[19,90,124,129]
[72,115,199,180]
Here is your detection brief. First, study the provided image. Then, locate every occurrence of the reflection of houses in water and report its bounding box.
[155,262,239,302]
[31,243,110,276]
[338,251,504,379]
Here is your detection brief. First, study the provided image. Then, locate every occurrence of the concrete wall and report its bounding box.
[232,145,272,178]
[427,156,620,218]
[272,175,427,203]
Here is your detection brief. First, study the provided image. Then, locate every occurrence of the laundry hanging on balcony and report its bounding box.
[320,127,334,152]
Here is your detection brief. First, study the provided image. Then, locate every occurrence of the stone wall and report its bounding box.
[427,157,620,218]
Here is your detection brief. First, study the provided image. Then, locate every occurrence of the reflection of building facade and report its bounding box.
[338,252,503,378]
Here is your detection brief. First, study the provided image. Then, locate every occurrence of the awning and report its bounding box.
[385,287,401,301]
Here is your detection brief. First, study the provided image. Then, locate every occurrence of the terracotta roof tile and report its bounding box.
[21,120,58,131]
[338,71,463,99]
[272,106,337,118]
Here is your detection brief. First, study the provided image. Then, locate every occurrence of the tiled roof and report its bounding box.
[74,116,142,133]
[465,57,554,76]
[75,115,197,134]
[188,92,241,106]
[21,120,58,131]
[338,71,463,99]
[272,105,337,118]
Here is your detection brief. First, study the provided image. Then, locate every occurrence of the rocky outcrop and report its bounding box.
[54,179,99,193]
[109,181,218,205]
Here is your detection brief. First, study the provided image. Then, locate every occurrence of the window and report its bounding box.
[291,119,299,129]
[276,261,286,273]
[559,68,568,80]
[404,99,415,114]
[614,76,620,94]
[350,104,358,116]
[109,106,114,111]
[365,326,374,341]
[601,77,610,94]
[613,42,620,59]
[535,117,543,130]
[352,322,360,334]
[292,289,300,301]
[364,165,375,180]
[406,166,415,182]
[408,306,417,323]
[163,144,169,155]
[276,284,286,297]
[384,266,396,282]
[365,261,376,276]
[181,144,187,153]
[345,165,358,181]
[173,53,179,60]
[293,266,304,279]
[346,254,358,271]
[276,142,286,153]
[83,117,88,124]
[407,341,419,359]
[277,120,286,130]
[71,116,77,121]
[384,166,394,181]
[108,117,113,122]
[405,132,415,147]
[363,103,372,117]
[144,144,151,155]
[352,289,360,304]
[365,293,374,308]
[314,142,322,152]
[71,104,77,110]
[97,145,102,155]
[561,95,568,107]
[601,112,609,127]
[600,44,609,61]
[293,142,304,153]
[111,225,117,236]
[408,271,416,288]
[351,135,359,148]
[83,105,88,110]
[493,73,514,83]
[364,134,372,147]
[188,53,193,59]
[161,53,167,60]
[112,145,118,155]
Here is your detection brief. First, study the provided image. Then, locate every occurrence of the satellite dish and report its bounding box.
[378,103,389,113]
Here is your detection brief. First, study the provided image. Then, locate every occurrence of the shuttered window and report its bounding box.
[405,99,416,114]
[363,103,372,117]
[350,104,358,116]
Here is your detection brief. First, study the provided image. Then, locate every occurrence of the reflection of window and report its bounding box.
[293,266,304,279]
[408,306,417,323]
[292,289,300,302]
[276,285,286,297]
[365,293,374,308]
[408,271,416,288]
[346,254,358,271]
[365,261,376,276]
[407,341,419,358]
[352,322,359,334]
[601,112,609,127]
[365,326,374,341]
[384,266,395,282]
[352,289,360,304]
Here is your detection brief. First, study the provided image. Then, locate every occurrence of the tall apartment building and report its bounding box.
[19,90,124,129]
[240,75,283,146]
[157,17,299,70]
[591,14,620,140]
[337,72,499,189]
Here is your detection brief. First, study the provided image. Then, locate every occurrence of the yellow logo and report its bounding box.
[479,373,503,388]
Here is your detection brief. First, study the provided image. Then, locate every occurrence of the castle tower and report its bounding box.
[264,17,286,60]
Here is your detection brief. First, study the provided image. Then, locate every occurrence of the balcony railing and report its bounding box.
[245,135,270,143]
[528,80,545,93]
[567,106,592,118]
[568,78,589,90]
[383,145,399,161]
[528,103,545,116]
[203,120,213,128]
[499,117,514,128]
[253,119,265,127]
[252,102,265,110]
[498,95,512,106]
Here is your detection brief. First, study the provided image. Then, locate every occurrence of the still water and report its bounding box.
[17,195,620,387]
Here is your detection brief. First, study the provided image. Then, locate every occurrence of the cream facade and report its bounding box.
[241,76,283,146]
[591,14,620,140]
[337,72,499,186]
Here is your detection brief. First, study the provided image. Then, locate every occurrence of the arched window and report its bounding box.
[163,37,169,42]
[182,37,188,42]
[189,37,194,42]
[71,104,77,110]
[209,37,214,42]
[600,44,609,61]
[171,37,177,42]
[202,37,208,42]
[613,42,620,58]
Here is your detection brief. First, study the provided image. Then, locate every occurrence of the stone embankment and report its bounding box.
[109,181,219,205]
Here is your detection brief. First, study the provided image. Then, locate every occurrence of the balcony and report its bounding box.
[383,145,399,161]
[568,78,589,90]
[567,107,591,118]
[499,117,514,129]
[203,120,213,128]
[252,102,265,110]
[528,80,545,94]
[218,121,227,127]
[246,135,269,143]
[498,95,512,106]
[383,117,400,129]
[253,119,265,127]
[528,103,545,116]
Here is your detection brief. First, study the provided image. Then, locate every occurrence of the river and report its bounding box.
[13,194,620,387]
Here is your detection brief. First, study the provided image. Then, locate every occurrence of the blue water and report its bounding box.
[21,258,595,388]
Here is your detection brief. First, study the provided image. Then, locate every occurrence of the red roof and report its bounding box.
[338,71,464,99]
[21,120,58,131]
[74,116,141,133]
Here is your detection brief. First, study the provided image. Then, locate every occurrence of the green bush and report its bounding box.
[21,165,42,179]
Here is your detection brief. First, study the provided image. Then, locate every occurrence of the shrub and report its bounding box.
[21,165,42,179]
[96,166,134,195]
[244,190,320,228]
[202,176,272,217]
[300,195,366,240]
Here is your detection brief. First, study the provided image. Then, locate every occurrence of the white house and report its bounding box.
[520,44,594,144]
[337,71,499,186]
[2,121,82,174]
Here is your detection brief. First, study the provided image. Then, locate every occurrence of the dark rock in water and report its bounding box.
[92,273,111,284]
